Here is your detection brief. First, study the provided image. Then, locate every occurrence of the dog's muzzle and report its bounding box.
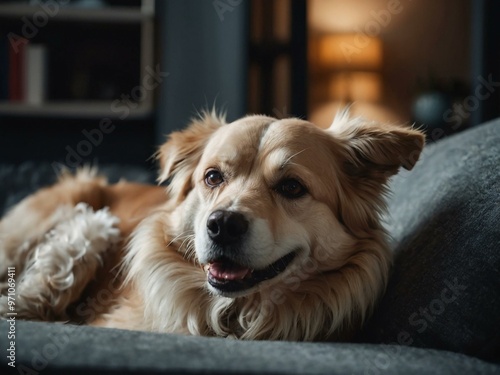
[203,210,296,296]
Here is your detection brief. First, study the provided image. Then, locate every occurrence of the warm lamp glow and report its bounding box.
[327,72,382,102]
[310,72,382,102]
[308,0,379,34]
[310,101,401,129]
[314,34,383,71]
[310,33,383,103]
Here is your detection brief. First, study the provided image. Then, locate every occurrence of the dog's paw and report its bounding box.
[0,203,121,321]
[0,237,20,282]
[0,236,38,283]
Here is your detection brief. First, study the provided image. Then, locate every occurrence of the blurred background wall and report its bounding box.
[0,0,498,167]
[156,0,247,139]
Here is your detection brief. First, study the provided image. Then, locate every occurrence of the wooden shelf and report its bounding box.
[0,4,153,23]
[0,101,153,119]
[0,0,156,123]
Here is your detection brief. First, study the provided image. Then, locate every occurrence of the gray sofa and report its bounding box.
[1,118,499,374]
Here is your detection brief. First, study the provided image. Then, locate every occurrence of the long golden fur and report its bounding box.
[0,111,425,341]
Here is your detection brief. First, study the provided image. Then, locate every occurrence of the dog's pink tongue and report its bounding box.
[209,262,250,280]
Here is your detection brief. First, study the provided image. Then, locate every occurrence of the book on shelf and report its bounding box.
[0,34,48,105]
[24,43,48,105]
[9,35,25,102]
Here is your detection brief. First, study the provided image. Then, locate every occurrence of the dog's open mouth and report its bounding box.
[203,252,296,294]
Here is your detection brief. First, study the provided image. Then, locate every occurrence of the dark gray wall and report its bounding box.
[471,0,500,127]
[156,0,248,142]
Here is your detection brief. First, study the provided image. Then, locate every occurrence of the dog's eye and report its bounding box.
[205,170,224,187]
[276,178,307,199]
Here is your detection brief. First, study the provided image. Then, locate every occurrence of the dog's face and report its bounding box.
[158,112,424,298]
[193,116,344,296]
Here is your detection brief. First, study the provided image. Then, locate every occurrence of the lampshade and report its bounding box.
[314,33,383,71]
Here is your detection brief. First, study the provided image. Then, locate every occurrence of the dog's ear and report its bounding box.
[156,111,225,202]
[326,110,425,232]
[328,111,425,181]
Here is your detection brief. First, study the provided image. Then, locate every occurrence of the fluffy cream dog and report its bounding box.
[0,111,424,341]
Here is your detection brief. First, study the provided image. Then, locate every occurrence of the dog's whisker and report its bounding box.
[175,233,197,262]
[166,231,194,249]
[184,239,197,263]
[179,235,194,252]
[280,148,309,170]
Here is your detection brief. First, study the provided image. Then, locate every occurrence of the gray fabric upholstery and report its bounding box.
[1,320,499,375]
[1,119,499,374]
[361,118,500,362]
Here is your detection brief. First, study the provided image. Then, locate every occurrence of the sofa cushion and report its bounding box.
[1,320,499,375]
[360,119,500,362]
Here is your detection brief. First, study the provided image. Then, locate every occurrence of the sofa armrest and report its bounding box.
[361,119,500,362]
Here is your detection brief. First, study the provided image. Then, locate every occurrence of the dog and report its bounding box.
[0,110,425,341]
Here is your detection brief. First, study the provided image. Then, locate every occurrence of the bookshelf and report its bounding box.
[0,4,153,22]
[0,0,156,119]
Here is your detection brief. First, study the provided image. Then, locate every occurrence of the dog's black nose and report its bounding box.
[207,210,249,245]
